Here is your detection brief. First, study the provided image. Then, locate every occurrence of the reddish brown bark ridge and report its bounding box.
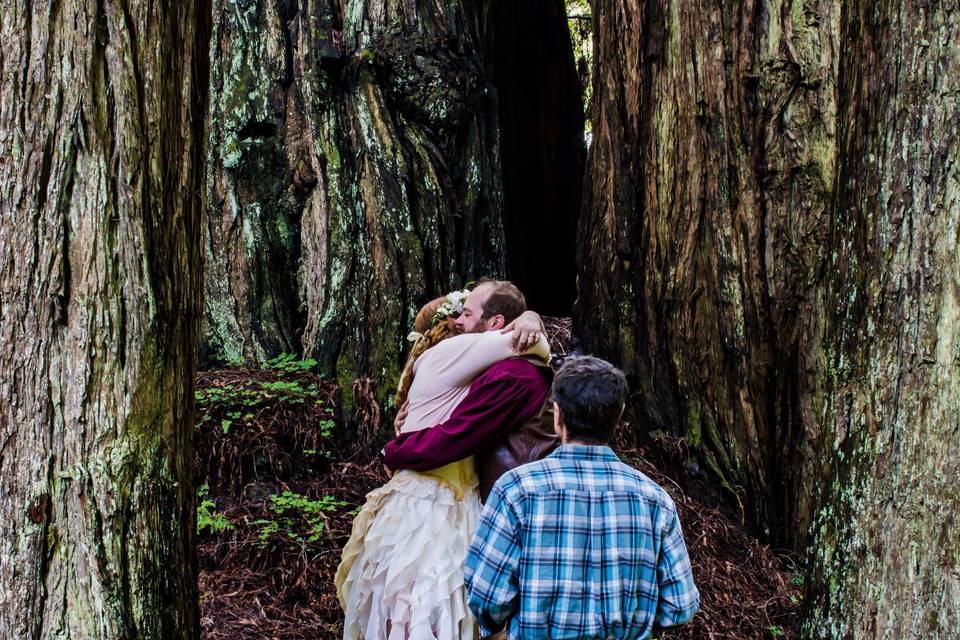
[576,0,959,635]
[0,1,209,636]
[576,0,837,547]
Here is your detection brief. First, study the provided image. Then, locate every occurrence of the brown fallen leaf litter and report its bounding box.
[198,320,802,639]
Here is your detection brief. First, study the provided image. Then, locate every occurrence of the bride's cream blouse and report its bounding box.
[403,330,550,497]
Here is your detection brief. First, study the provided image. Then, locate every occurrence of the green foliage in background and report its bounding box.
[197,484,235,535]
[566,0,593,136]
[253,491,349,548]
[267,353,319,374]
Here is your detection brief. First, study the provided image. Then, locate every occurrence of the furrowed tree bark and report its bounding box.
[0,1,208,637]
[577,0,960,631]
[575,0,838,544]
[803,1,960,636]
[203,0,506,411]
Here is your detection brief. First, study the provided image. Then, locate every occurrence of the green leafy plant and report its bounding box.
[767,624,785,637]
[196,384,242,406]
[318,419,335,438]
[786,561,805,587]
[257,380,319,404]
[254,491,348,546]
[197,484,234,535]
[223,353,245,367]
[272,491,345,542]
[197,372,326,434]
[267,353,318,374]
[252,519,280,547]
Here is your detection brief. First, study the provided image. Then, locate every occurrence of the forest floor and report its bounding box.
[196,319,803,639]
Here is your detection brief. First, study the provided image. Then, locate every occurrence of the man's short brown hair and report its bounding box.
[477,279,527,324]
[552,356,628,443]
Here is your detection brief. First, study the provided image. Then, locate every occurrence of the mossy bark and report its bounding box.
[803,1,960,636]
[577,0,960,631]
[0,0,208,637]
[575,0,838,545]
[203,0,507,410]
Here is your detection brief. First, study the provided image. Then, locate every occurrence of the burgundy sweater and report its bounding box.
[383,358,551,471]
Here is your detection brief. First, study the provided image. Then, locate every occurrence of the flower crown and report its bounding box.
[406,287,472,344]
[432,288,471,326]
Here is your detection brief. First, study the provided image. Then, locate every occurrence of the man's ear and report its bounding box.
[488,314,506,330]
[553,401,565,440]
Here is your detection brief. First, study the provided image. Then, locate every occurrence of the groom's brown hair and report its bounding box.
[477,278,527,324]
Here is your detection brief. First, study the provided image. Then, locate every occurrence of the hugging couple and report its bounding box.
[335,280,700,640]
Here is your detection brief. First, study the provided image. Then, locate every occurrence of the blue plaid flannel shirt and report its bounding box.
[465,444,699,639]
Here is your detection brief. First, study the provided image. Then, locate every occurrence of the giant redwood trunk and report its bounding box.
[203,0,506,409]
[0,1,208,636]
[575,0,838,545]
[577,0,960,631]
[803,1,960,635]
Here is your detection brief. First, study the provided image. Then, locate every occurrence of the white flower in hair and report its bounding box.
[433,288,471,325]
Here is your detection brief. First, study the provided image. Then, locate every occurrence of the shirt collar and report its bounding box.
[549,443,620,462]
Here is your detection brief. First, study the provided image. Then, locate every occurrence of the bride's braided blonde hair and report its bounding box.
[394,297,459,408]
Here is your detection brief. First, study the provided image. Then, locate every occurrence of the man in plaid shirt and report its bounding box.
[465,356,699,639]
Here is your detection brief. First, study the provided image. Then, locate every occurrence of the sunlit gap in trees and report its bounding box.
[567,0,593,147]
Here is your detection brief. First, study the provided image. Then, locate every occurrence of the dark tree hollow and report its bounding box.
[484,0,585,316]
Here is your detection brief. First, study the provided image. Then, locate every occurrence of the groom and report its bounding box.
[383,279,558,500]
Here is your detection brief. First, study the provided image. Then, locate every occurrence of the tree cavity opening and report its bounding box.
[484,0,590,316]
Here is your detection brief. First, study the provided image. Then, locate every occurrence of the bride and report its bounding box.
[335,289,549,640]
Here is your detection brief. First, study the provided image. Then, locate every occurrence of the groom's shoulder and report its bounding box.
[483,357,551,384]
